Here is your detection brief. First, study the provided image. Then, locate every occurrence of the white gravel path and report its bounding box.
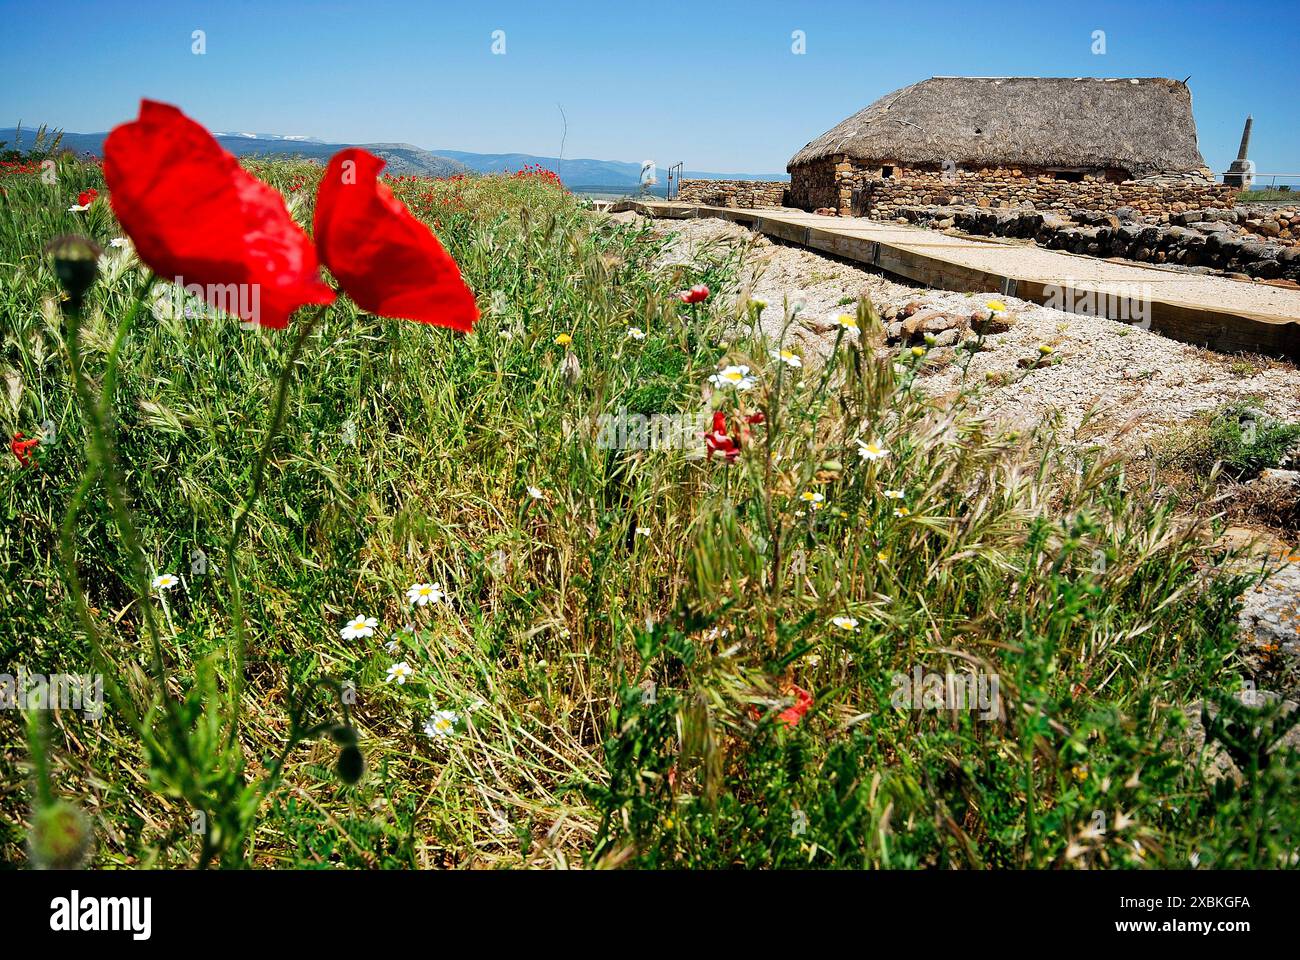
[648,215,1300,447]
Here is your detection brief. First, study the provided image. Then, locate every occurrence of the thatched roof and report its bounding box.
[788,77,1210,178]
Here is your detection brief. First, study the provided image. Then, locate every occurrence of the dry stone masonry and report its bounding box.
[887,204,1300,281]
[676,178,788,209]
[839,162,1232,220]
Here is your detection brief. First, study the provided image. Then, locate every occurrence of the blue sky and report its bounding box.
[2,0,1296,176]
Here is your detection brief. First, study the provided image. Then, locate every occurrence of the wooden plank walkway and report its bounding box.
[614,201,1300,361]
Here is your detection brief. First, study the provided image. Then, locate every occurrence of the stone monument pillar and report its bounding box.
[1223,116,1254,189]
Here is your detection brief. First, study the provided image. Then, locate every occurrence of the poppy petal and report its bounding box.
[777,684,814,727]
[314,148,478,332]
[104,100,334,329]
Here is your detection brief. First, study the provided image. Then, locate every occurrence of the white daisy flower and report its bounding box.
[708,365,757,391]
[151,573,179,591]
[769,348,802,368]
[407,583,445,606]
[526,486,544,500]
[68,203,91,213]
[799,491,825,510]
[883,489,906,499]
[423,709,460,739]
[836,314,859,331]
[634,526,651,538]
[894,506,911,518]
[385,661,414,684]
[626,327,646,341]
[341,615,378,640]
[109,237,131,249]
[857,439,890,462]
[384,639,401,655]
[831,616,859,631]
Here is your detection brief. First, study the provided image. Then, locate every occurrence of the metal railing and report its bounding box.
[666,162,684,200]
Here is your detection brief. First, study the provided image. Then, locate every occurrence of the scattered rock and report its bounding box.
[970,309,1016,335]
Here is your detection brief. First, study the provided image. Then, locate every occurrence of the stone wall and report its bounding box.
[789,154,1235,219]
[890,205,1300,281]
[784,157,845,212]
[677,178,789,208]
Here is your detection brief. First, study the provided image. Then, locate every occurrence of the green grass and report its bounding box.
[1160,402,1300,482]
[1236,189,1296,203]
[2,155,1298,869]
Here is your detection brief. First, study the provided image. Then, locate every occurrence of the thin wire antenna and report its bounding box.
[556,103,567,186]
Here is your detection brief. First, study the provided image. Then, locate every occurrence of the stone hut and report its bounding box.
[787,77,1232,218]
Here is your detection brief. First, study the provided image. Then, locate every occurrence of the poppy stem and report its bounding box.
[61,276,185,749]
[224,304,330,727]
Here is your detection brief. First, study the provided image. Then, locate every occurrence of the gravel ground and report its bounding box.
[645,214,1300,448]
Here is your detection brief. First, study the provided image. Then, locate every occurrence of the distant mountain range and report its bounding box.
[0,127,789,187]
[1,128,470,178]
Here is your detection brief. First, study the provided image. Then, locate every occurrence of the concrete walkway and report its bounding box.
[616,201,1300,360]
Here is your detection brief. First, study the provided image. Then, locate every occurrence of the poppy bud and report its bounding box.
[336,743,364,784]
[44,234,102,312]
[328,723,358,747]
[29,800,93,869]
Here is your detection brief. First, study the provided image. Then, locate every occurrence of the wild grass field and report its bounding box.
[2,145,1298,869]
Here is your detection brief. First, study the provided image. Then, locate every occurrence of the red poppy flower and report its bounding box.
[314,148,478,332]
[776,685,814,727]
[10,432,39,467]
[704,410,739,462]
[104,100,334,329]
[77,188,98,207]
[677,284,709,305]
